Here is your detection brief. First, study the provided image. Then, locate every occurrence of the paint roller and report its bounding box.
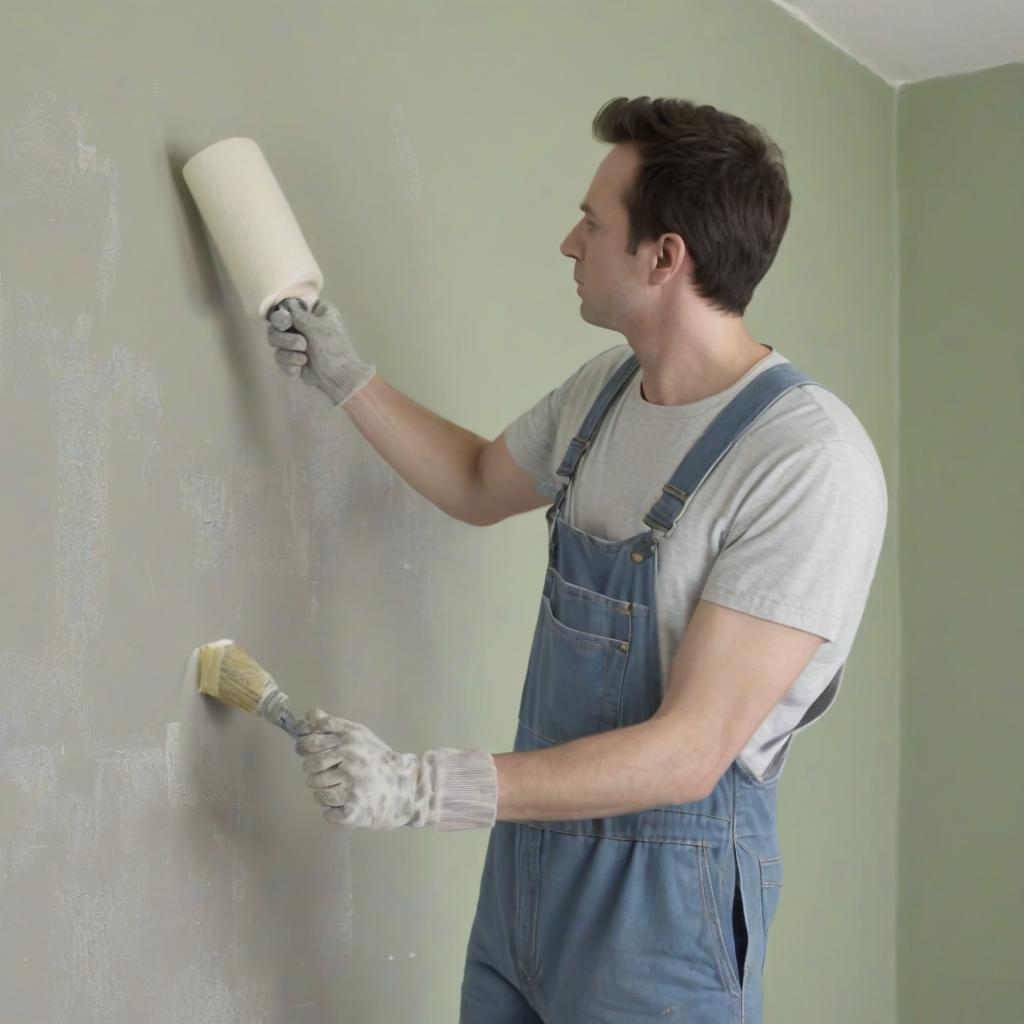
[182,137,323,374]
[191,638,305,738]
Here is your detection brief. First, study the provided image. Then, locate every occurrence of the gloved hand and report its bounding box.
[294,708,498,831]
[266,297,376,407]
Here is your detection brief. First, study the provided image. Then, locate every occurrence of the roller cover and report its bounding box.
[183,137,323,320]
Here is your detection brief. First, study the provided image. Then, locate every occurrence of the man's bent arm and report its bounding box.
[492,717,707,822]
[342,374,489,525]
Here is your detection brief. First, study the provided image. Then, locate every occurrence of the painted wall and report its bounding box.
[896,62,1023,1024]
[0,2,900,1021]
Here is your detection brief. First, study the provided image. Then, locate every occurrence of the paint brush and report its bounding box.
[194,638,305,738]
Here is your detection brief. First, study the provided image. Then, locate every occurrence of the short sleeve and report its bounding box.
[502,386,564,499]
[502,346,624,500]
[700,440,887,643]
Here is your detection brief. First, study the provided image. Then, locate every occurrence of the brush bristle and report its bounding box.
[196,639,272,714]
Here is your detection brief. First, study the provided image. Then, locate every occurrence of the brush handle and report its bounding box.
[257,683,305,738]
[273,706,305,738]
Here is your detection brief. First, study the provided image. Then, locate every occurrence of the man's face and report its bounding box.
[559,143,650,331]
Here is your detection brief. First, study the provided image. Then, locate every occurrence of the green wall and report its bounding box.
[10,0,1012,1020]
[896,62,1023,1023]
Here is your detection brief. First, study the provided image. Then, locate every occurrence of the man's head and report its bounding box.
[560,97,791,334]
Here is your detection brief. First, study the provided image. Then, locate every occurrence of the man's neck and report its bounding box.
[636,338,772,407]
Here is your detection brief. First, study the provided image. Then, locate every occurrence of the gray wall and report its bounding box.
[0,2,903,1021]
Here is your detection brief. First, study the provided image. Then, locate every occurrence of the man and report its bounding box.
[269,96,887,1023]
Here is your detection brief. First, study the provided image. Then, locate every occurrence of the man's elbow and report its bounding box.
[663,766,712,807]
[678,776,713,805]
[676,752,721,805]
[654,725,716,805]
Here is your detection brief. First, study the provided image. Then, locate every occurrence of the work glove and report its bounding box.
[266,297,376,407]
[294,708,498,831]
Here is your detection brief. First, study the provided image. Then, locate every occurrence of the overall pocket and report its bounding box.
[543,566,643,641]
[517,567,649,744]
[517,589,630,745]
[696,843,744,998]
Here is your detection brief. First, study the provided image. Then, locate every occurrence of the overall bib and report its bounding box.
[461,354,835,1023]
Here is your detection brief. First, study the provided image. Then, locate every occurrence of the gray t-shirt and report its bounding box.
[503,343,888,782]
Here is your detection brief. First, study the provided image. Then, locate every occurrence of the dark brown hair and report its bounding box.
[592,97,791,317]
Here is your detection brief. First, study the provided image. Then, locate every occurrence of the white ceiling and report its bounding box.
[769,0,1024,86]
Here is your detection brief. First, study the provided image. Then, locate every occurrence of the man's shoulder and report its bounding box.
[739,370,888,501]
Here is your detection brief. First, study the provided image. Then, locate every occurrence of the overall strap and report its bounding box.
[641,362,822,539]
[555,353,641,480]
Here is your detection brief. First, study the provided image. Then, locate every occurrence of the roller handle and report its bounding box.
[267,298,311,379]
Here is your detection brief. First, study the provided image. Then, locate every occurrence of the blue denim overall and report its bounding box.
[461,353,828,1023]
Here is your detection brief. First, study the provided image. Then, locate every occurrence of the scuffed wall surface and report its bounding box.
[0,81,480,1021]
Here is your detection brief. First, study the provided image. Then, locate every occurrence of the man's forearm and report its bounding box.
[341,373,488,525]
[492,717,709,822]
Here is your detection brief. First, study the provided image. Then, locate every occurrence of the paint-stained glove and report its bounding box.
[294,708,498,831]
[266,297,376,407]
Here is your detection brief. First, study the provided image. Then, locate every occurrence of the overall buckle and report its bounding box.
[650,483,687,539]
